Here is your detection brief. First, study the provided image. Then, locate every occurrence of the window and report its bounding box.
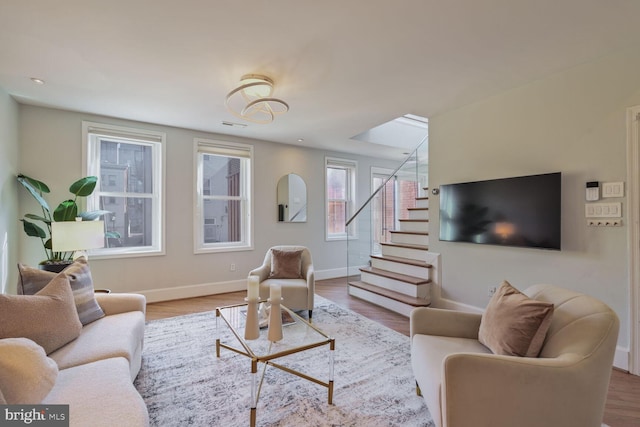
[194,139,253,253]
[325,157,357,240]
[83,121,165,257]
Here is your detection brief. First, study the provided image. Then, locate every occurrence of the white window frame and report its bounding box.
[194,138,253,253]
[325,157,357,241]
[83,121,166,258]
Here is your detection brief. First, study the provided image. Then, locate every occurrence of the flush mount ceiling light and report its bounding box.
[225,74,289,124]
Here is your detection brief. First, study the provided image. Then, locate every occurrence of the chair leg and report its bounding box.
[308,309,313,319]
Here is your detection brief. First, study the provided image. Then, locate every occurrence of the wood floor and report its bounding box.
[145,277,640,427]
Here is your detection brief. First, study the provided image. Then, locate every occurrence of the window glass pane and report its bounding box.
[202,155,241,197]
[328,201,346,235]
[99,140,153,193]
[327,167,346,200]
[203,199,242,243]
[100,196,153,248]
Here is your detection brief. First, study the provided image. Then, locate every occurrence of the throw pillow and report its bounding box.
[0,338,58,404]
[0,274,83,354]
[269,249,303,279]
[18,257,105,325]
[478,280,554,357]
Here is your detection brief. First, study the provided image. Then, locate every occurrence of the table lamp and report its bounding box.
[52,219,105,260]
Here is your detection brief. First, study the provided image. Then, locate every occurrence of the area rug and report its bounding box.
[134,295,433,426]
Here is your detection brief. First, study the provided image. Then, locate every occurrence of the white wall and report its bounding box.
[429,47,640,356]
[0,88,19,294]
[17,105,399,300]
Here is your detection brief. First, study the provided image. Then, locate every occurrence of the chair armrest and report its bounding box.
[95,293,146,316]
[442,353,596,427]
[248,264,270,282]
[410,307,481,339]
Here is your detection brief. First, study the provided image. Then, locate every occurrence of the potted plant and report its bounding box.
[17,174,117,272]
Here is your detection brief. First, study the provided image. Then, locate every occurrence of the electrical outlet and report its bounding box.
[230,263,236,272]
[488,286,497,297]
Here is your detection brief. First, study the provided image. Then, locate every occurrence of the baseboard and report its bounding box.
[434,296,483,313]
[138,268,347,303]
[614,346,629,371]
[137,280,247,303]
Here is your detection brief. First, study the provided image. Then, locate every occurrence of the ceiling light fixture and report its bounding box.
[30,77,45,85]
[225,74,289,124]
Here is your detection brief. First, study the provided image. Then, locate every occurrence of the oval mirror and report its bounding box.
[277,174,307,222]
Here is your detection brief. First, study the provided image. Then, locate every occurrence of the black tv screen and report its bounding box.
[439,172,561,250]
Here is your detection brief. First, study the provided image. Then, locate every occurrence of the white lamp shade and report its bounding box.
[52,221,105,252]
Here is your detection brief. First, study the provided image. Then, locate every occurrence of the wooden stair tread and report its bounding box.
[380,242,429,251]
[359,266,430,285]
[398,218,429,222]
[416,196,429,200]
[389,230,428,236]
[371,254,433,268]
[407,207,428,211]
[348,281,431,307]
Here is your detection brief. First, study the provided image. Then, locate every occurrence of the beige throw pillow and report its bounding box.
[18,258,105,325]
[269,249,303,279]
[478,280,554,357]
[0,338,58,404]
[0,274,83,354]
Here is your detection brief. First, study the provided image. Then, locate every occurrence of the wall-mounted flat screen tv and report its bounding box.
[439,172,561,250]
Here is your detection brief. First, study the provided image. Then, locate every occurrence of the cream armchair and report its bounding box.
[410,284,619,427]
[248,245,315,318]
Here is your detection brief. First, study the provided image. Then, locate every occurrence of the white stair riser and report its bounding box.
[399,221,429,233]
[382,245,428,261]
[407,209,428,220]
[360,272,430,298]
[391,233,428,246]
[416,198,429,209]
[348,286,421,317]
[371,258,431,279]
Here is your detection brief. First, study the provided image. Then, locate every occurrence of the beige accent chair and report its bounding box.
[248,245,315,318]
[410,284,619,427]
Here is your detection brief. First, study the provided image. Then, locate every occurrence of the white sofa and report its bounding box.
[0,292,149,427]
[410,284,619,427]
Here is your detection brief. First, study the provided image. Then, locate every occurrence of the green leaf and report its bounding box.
[24,213,51,224]
[69,176,98,197]
[79,210,112,221]
[106,231,121,239]
[53,200,78,222]
[21,220,47,238]
[17,175,51,212]
[17,174,50,193]
[44,238,52,250]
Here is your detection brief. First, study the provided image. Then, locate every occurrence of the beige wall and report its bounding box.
[0,88,19,294]
[16,105,398,299]
[429,47,640,352]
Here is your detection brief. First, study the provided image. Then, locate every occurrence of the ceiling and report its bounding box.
[1,1,639,160]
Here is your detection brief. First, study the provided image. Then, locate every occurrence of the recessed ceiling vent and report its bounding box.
[222,121,248,128]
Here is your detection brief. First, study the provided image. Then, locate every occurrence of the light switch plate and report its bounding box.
[585,202,622,218]
[602,182,624,198]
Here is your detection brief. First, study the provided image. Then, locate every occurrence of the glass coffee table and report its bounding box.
[215,302,335,427]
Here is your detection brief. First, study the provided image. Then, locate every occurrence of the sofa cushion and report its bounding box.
[0,338,58,404]
[43,357,149,427]
[0,275,82,354]
[269,249,303,279]
[48,311,145,376]
[18,258,106,325]
[479,280,554,357]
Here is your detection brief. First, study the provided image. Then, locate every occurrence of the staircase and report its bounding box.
[348,191,433,317]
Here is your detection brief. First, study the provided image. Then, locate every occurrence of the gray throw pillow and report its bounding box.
[17,257,105,325]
